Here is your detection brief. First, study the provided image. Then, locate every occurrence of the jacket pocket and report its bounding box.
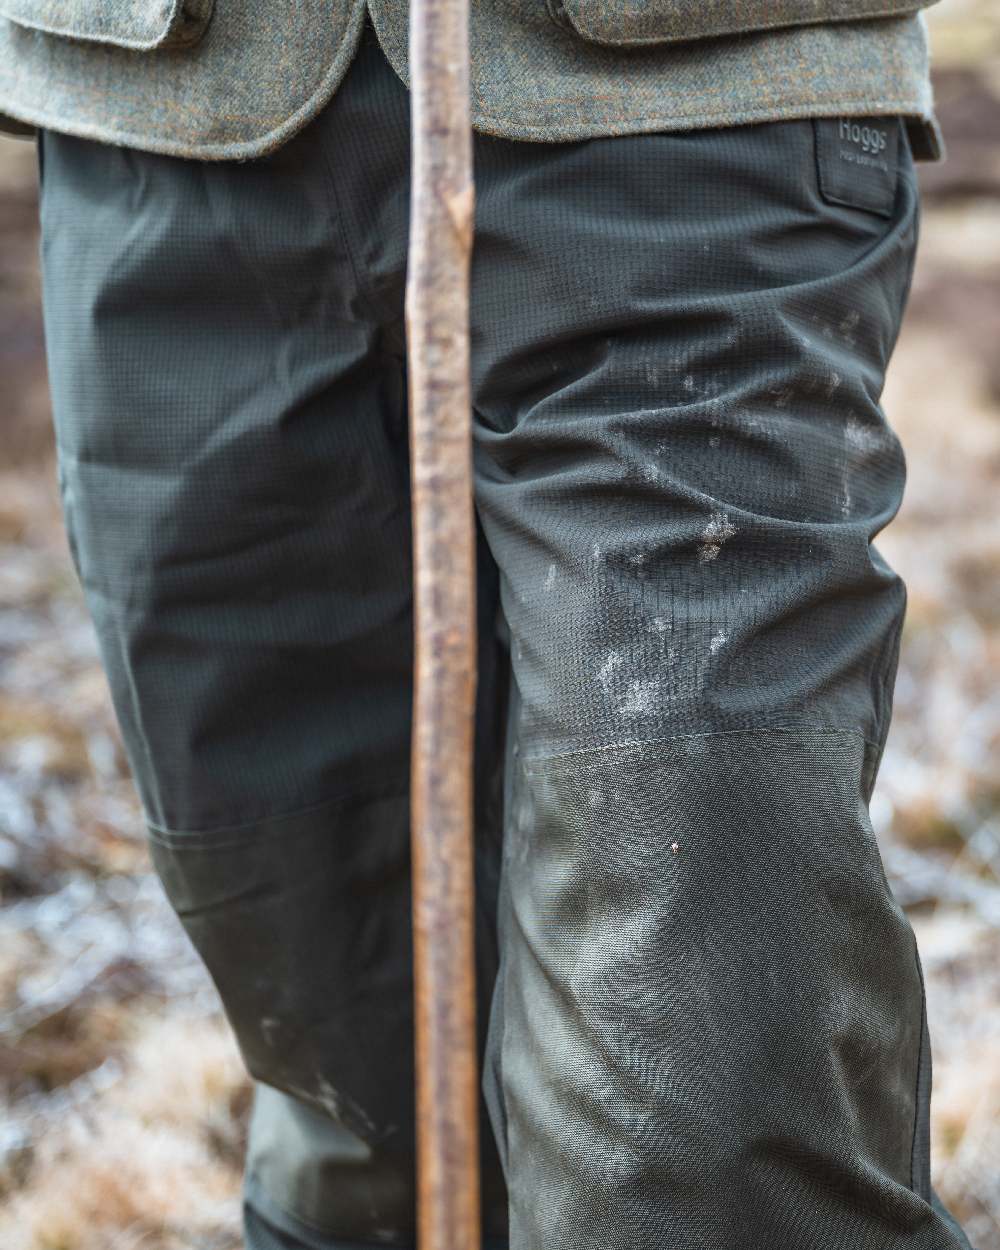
[548,0,937,47]
[0,0,213,49]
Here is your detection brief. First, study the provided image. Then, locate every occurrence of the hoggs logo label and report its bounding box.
[839,119,888,155]
[816,116,897,214]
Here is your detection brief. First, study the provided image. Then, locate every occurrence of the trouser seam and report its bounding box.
[909,936,930,1197]
[312,52,393,332]
[145,781,410,849]
[521,723,881,771]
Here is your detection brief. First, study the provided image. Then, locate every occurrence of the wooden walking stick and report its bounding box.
[405,0,480,1244]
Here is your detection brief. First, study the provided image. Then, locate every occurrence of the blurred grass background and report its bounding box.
[1,2,999,1245]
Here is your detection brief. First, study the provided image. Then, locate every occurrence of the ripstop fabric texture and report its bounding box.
[35,20,972,1250]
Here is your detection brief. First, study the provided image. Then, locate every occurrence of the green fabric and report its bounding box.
[0,0,943,158]
[0,0,213,49]
[551,0,933,45]
[35,22,972,1247]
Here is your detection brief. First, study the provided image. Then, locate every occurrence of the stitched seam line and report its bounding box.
[522,724,879,771]
[314,93,388,328]
[909,938,929,1195]
[145,780,409,849]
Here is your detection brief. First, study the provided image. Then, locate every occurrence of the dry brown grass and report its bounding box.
[0,1014,249,1250]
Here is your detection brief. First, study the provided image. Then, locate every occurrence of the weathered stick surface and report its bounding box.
[405,0,480,1244]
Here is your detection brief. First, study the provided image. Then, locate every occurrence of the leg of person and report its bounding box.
[470,117,974,1248]
[33,27,508,1246]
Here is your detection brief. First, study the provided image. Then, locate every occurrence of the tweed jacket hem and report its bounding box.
[0,0,942,159]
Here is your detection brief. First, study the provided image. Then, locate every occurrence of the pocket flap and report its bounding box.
[553,0,935,47]
[0,0,213,49]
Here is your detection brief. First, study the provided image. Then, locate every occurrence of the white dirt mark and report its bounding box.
[621,678,661,717]
[845,414,884,454]
[839,310,860,346]
[698,510,736,563]
[597,650,625,690]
